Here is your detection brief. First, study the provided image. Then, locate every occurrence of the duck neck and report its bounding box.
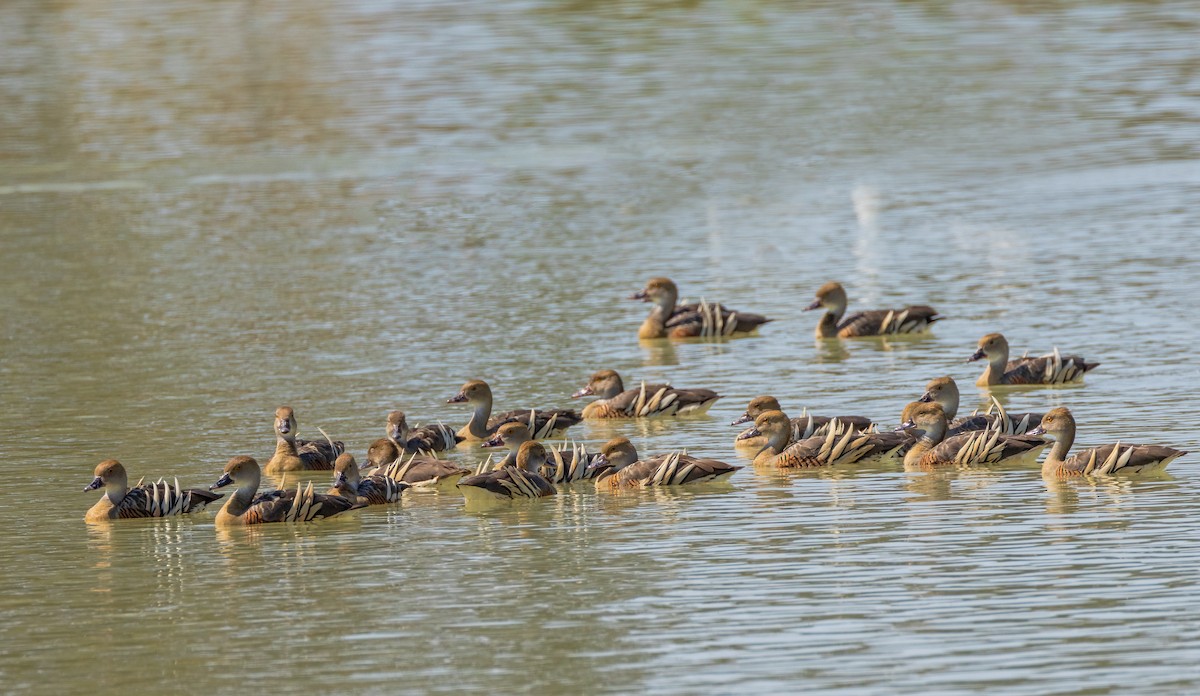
[1044,426,1075,465]
[389,424,408,449]
[223,479,259,518]
[104,484,129,507]
[903,423,945,466]
[754,427,790,464]
[465,399,493,439]
[981,346,1009,386]
[938,393,960,421]
[640,302,673,339]
[275,434,299,458]
[815,310,840,338]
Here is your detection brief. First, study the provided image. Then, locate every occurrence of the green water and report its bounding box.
[2,1,1199,693]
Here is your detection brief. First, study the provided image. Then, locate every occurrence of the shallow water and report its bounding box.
[3,1,1200,693]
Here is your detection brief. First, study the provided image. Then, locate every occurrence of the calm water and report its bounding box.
[3,1,1200,693]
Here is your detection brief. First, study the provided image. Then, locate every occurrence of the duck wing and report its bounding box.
[383,455,471,486]
[837,305,939,337]
[356,475,409,504]
[295,438,344,469]
[458,467,556,498]
[246,484,361,523]
[1065,443,1187,475]
[119,479,223,518]
[488,408,582,437]
[667,303,771,338]
[406,423,463,452]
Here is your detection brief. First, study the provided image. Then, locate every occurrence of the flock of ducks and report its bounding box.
[84,277,1188,526]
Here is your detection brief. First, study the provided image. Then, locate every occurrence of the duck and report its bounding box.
[83,459,222,523]
[916,376,1041,435]
[968,333,1099,387]
[804,281,940,338]
[750,410,909,468]
[899,402,1046,469]
[571,369,720,419]
[630,277,772,339]
[327,453,409,506]
[457,441,557,502]
[368,452,472,491]
[367,408,460,463]
[1027,407,1187,478]
[209,456,362,526]
[265,406,344,473]
[365,410,463,470]
[589,437,742,489]
[730,395,873,449]
[447,379,581,441]
[481,422,598,482]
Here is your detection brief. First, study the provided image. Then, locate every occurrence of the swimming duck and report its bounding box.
[1027,407,1187,477]
[571,369,720,419]
[968,334,1099,387]
[750,410,908,468]
[369,451,472,491]
[631,277,772,339]
[481,422,599,482]
[805,281,940,338]
[83,459,222,523]
[589,437,742,489]
[916,376,1041,435]
[899,402,1046,469]
[210,456,362,526]
[365,410,462,470]
[730,395,873,449]
[448,380,581,441]
[265,406,344,473]
[327,453,409,506]
[457,441,557,502]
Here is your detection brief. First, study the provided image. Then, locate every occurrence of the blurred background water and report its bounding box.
[2,1,1199,693]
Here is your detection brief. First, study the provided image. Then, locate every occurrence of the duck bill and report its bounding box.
[480,434,504,448]
[741,426,762,438]
[918,392,934,403]
[730,413,752,426]
[276,419,291,435]
[585,454,610,474]
[896,420,916,431]
[333,472,348,488]
[388,426,403,441]
[571,386,594,398]
[803,299,823,312]
[628,290,649,302]
[210,473,234,491]
[83,476,104,492]
[1026,425,1046,437]
[967,348,986,362]
[447,393,468,404]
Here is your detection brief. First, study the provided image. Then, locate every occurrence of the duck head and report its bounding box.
[448,379,491,405]
[482,422,530,449]
[573,369,624,399]
[85,459,128,493]
[969,333,1008,363]
[731,395,783,426]
[804,281,848,314]
[211,456,260,491]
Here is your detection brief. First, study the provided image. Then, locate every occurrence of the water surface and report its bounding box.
[2,1,1200,693]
